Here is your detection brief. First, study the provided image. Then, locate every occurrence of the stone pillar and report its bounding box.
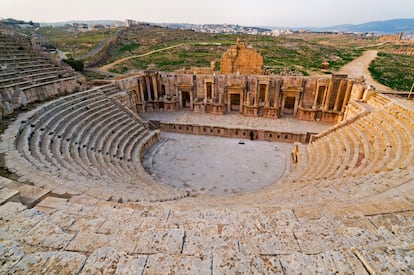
[333,80,345,112]
[145,76,152,101]
[323,77,334,111]
[264,84,269,107]
[293,95,300,116]
[139,79,145,102]
[274,80,280,109]
[214,75,218,100]
[280,95,286,114]
[341,81,353,113]
[175,86,179,109]
[203,82,207,102]
[312,84,320,109]
[254,78,259,107]
[240,91,244,112]
[151,74,158,101]
[178,91,183,109]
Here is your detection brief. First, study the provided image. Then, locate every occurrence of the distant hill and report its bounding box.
[263,19,414,34]
[37,18,414,34]
[311,18,414,34]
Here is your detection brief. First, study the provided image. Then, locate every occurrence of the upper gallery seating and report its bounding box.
[0,31,85,117]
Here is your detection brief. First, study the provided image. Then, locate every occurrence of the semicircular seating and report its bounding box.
[1,84,188,202]
[283,93,414,208]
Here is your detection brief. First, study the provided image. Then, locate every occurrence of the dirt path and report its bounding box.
[76,29,122,61]
[338,50,392,91]
[99,43,184,72]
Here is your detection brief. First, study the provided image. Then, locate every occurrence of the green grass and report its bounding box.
[40,25,377,75]
[104,27,371,74]
[37,27,118,58]
[119,43,140,53]
[369,52,414,91]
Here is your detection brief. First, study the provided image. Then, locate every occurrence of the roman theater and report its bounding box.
[0,30,413,274]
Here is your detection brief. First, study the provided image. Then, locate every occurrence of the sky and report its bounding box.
[1,0,413,27]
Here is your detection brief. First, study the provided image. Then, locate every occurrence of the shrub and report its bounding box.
[63,58,84,72]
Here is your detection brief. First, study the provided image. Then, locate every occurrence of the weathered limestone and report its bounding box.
[220,39,264,75]
[113,40,360,122]
[0,30,413,274]
[0,199,413,273]
[118,72,358,122]
[0,86,188,203]
[0,32,86,119]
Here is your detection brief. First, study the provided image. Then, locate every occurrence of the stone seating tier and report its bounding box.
[2,85,187,202]
[289,96,414,183]
[0,31,83,117]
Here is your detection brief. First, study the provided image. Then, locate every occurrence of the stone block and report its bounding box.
[0,187,20,206]
[80,247,121,275]
[0,241,26,272]
[293,228,325,255]
[66,233,137,253]
[213,250,265,274]
[251,229,299,255]
[0,201,27,220]
[135,228,185,254]
[36,196,68,210]
[12,184,50,208]
[10,251,86,274]
[23,220,76,249]
[145,254,211,275]
[115,254,148,275]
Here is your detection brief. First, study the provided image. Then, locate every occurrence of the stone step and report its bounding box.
[0,187,20,205]
[11,183,51,208]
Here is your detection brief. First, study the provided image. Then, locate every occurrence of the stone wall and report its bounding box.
[220,39,264,75]
[158,122,308,143]
[123,72,363,123]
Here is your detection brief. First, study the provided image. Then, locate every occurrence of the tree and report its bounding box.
[63,58,84,72]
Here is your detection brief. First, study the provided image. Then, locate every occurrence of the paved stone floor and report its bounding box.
[143,132,292,196]
[140,110,332,133]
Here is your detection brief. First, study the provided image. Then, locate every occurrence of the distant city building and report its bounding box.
[125,19,140,27]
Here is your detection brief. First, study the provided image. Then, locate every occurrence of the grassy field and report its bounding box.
[38,27,118,58]
[369,52,414,91]
[38,24,413,88]
[93,25,374,75]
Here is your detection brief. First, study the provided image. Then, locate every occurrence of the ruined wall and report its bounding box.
[122,71,363,123]
[220,39,264,75]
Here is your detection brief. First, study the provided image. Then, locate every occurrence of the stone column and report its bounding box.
[254,78,259,107]
[280,95,286,114]
[203,81,207,101]
[240,91,244,112]
[151,74,158,101]
[145,76,152,101]
[139,79,145,102]
[341,81,353,113]
[178,91,183,109]
[175,86,179,109]
[274,80,280,109]
[264,83,269,107]
[333,80,345,112]
[312,84,320,109]
[214,74,218,101]
[293,95,300,116]
[323,77,334,111]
